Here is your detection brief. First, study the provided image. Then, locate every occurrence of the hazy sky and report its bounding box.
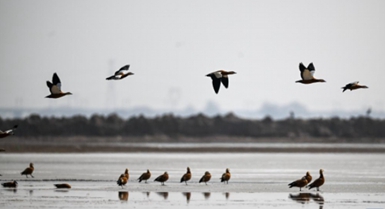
[1,0,385,114]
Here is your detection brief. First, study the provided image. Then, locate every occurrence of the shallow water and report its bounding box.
[1,152,385,208]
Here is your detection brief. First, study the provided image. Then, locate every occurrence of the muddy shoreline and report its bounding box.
[1,136,385,153]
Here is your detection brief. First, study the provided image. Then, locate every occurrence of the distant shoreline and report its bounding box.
[1,136,385,153]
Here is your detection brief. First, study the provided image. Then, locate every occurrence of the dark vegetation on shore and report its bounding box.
[0,113,384,140]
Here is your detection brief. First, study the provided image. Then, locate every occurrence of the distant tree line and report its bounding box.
[0,113,384,138]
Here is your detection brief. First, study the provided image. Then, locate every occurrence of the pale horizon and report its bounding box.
[1,1,384,117]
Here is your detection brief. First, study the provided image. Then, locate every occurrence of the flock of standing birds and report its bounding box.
[1,62,368,191]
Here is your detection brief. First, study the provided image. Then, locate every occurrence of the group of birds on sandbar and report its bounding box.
[2,164,324,192]
[117,167,231,188]
[288,169,325,191]
[43,62,368,99]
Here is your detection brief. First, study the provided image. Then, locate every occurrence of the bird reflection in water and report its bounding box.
[118,191,129,201]
[289,193,310,204]
[223,192,230,200]
[183,192,191,203]
[157,192,168,200]
[289,193,324,208]
[3,188,17,193]
[203,192,211,200]
[310,193,325,209]
[143,191,150,198]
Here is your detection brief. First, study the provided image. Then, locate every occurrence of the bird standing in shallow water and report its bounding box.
[2,181,17,188]
[307,169,325,191]
[206,70,236,94]
[45,73,72,98]
[117,174,128,188]
[21,163,34,178]
[0,125,18,138]
[220,168,231,184]
[54,183,71,189]
[288,175,308,191]
[106,65,134,80]
[154,172,169,185]
[138,169,151,183]
[180,167,192,185]
[123,168,129,180]
[342,81,368,92]
[303,171,312,185]
[296,63,326,84]
[199,171,211,185]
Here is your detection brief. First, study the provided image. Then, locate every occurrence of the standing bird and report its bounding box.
[45,73,72,98]
[342,81,368,92]
[123,168,129,180]
[21,163,34,178]
[154,172,169,185]
[288,176,308,191]
[2,181,18,188]
[106,64,134,80]
[199,171,211,185]
[54,183,71,189]
[295,63,326,84]
[303,171,312,185]
[180,167,192,185]
[117,174,128,188]
[220,168,231,184]
[307,169,325,191]
[206,70,236,94]
[0,125,18,138]
[138,169,151,183]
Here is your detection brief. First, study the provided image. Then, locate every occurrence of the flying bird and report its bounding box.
[296,63,326,84]
[106,65,134,80]
[45,73,72,98]
[307,169,325,191]
[180,167,192,185]
[21,163,34,178]
[342,81,368,92]
[206,70,236,94]
[220,168,231,184]
[154,172,169,185]
[0,125,18,138]
[138,169,151,183]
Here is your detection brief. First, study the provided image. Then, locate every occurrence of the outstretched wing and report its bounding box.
[115,65,130,75]
[307,63,315,75]
[51,73,62,92]
[221,76,229,88]
[52,73,61,86]
[211,77,221,94]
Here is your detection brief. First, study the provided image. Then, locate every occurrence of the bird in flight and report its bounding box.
[206,70,236,94]
[342,81,368,92]
[45,73,72,99]
[106,65,134,80]
[296,63,326,84]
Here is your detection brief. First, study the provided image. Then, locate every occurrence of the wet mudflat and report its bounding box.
[1,152,385,208]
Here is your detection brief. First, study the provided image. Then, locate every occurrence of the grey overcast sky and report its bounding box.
[1,0,385,114]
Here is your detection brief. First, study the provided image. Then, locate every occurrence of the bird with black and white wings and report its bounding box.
[296,63,326,84]
[0,125,18,138]
[206,70,236,94]
[46,73,72,99]
[106,64,134,80]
